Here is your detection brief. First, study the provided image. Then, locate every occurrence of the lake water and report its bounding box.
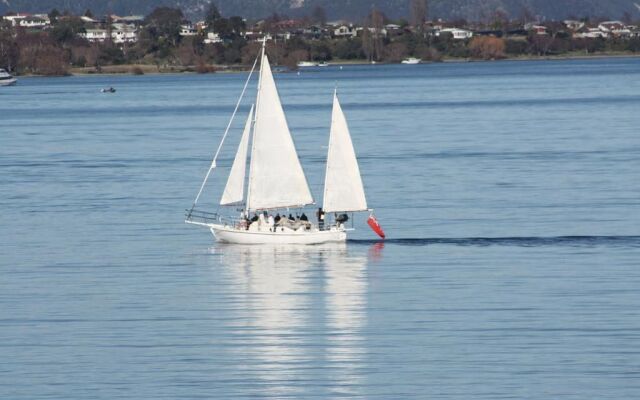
[1,58,640,399]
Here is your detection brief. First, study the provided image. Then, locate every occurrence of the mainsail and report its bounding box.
[322,92,368,213]
[220,105,253,205]
[246,52,314,210]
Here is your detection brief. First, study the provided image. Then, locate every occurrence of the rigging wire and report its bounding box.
[187,52,260,217]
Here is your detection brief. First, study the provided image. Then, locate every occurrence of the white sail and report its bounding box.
[322,92,368,213]
[246,53,314,210]
[220,105,253,205]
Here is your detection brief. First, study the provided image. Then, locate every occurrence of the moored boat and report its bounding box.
[186,39,383,244]
[297,61,318,67]
[0,68,17,86]
[401,57,421,64]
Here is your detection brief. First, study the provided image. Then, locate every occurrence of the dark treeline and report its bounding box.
[1,1,640,75]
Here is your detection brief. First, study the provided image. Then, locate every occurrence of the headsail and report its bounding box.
[322,92,368,213]
[220,105,253,205]
[246,52,314,210]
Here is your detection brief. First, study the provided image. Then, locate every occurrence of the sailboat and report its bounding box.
[185,40,383,244]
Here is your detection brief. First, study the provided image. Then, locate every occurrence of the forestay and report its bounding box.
[246,53,314,210]
[220,105,253,205]
[322,92,368,213]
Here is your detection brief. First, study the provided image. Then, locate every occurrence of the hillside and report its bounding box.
[1,0,639,21]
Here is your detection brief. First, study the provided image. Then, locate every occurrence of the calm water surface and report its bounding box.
[1,58,640,399]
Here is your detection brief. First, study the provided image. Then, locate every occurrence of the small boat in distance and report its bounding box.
[186,39,383,244]
[297,61,318,67]
[401,57,421,64]
[101,87,116,93]
[0,68,17,86]
[318,61,330,67]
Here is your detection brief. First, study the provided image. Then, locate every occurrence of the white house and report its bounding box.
[598,21,631,37]
[564,20,585,31]
[80,24,137,43]
[111,24,138,43]
[436,27,473,40]
[180,24,197,36]
[333,24,357,38]
[82,29,109,42]
[18,16,50,28]
[574,27,608,39]
[203,32,222,44]
[3,14,49,27]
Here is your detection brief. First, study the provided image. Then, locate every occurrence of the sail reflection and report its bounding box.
[213,243,373,397]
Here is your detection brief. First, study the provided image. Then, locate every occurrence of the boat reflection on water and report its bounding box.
[211,243,381,396]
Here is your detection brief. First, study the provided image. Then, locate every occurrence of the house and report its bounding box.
[80,24,137,43]
[333,24,357,38]
[598,21,631,37]
[3,14,30,26]
[357,26,388,37]
[564,20,585,31]
[203,32,222,44]
[436,27,473,40]
[573,27,607,39]
[82,29,109,42]
[111,23,138,43]
[18,16,49,28]
[80,16,98,23]
[180,24,197,36]
[529,25,548,35]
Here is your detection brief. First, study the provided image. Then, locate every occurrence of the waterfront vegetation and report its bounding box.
[1,4,640,76]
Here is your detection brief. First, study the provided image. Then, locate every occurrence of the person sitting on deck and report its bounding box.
[274,213,281,223]
[316,207,325,229]
[300,213,308,221]
[267,214,275,231]
[250,213,259,222]
[288,214,295,221]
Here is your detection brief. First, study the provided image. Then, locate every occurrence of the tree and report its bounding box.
[469,36,506,59]
[205,3,222,29]
[145,7,184,46]
[51,17,86,44]
[311,6,327,26]
[0,30,19,71]
[410,0,427,31]
[229,16,246,35]
[48,9,61,23]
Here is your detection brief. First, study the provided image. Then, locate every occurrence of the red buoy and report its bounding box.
[367,215,386,239]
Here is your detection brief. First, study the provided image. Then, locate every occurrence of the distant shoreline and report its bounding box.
[13,52,640,78]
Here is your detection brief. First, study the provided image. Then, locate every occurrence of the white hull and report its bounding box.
[297,61,318,67]
[0,78,17,86]
[210,224,347,244]
[401,58,421,64]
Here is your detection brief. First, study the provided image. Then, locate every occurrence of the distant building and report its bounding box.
[598,21,631,37]
[82,29,109,42]
[523,23,548,35]
[4,13,50,28]
[564,20,585,31]
[180,24,197,36]
[111,23,138,43]
[80,24,137,44]
[436,27,473,40]
[18,16,49,28]
[204,32,222,44]
[333,24,357,38]
[80,16,98,23]
[574,27,607,39]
